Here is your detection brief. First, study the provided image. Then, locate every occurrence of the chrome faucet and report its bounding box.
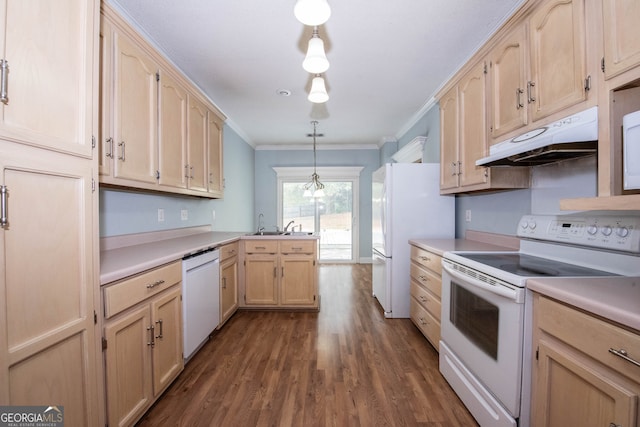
[284,220,295,232]
[257,213,265,233]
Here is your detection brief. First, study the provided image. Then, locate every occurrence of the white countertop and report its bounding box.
[100,231,244,285]
[527,276,640,332]
[100,230,319,285]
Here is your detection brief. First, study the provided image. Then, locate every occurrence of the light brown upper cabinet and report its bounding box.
[158,70,188,189]
[602,0,640,80]
[439,60,529,194]
[489,0,590,141]
[0,0,95,157]
[186,96,209,192]
[99,3,226,199]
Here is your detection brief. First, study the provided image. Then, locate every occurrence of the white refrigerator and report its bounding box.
[372,163,454,318]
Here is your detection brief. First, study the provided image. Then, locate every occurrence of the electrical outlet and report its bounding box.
[465,210,472,222]
[158,208,165,222]
[181,209,188,221]
[212,210,216,222]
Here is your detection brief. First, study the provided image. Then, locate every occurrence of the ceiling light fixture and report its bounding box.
[308,74,329,103]
[303,26,329,74]
[303,120,325,198]
[294,0,331,26]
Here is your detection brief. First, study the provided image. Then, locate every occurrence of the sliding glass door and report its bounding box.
[277,167,362,263]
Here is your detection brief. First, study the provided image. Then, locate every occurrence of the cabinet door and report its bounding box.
[112,32,158,184]
[528,0,587,122]
[207,111,224,197]
[158,71,187,189]
[151,286,183,396]
[439,86,459,191]
[186,96,208,192]
[458,61,489,188]
[104,305,153,427]
[0,142,100,426]
[533,339,638,427]
[0,0,96,157]
[244,255,278,305]
[603,0,640,79]
[220,257,238,325]
[489,24,528,139]
[280,256,316,306]
[99,18,113,177]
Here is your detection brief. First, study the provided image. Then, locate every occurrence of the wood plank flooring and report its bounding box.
[136,264,477,426]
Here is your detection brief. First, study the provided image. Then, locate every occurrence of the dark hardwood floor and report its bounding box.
[136,264,477,426]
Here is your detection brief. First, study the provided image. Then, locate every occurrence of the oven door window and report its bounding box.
[450,281,499,360]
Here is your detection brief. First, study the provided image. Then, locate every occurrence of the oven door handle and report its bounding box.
[442,262,521,303]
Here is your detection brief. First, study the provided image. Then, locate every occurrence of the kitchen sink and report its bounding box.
[249,231,314,236]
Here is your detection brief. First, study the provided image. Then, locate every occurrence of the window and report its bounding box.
[275,167,363,263]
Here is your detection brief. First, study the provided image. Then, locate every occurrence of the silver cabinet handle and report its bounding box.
[451,162,457,176]
[609,348,640,368]
[155,319,163,339]
[0,185,8,228]
[527,81,536,103]
[185,164,190,179]
[117,141,126,161]
[190,166,194,179]
[146,279,165,289]
[147,324,155,347]
[105,137,114,158]
[0,59,9,105]
[516,88,524,109]
[222,277,227,289]
[209,172,213,184]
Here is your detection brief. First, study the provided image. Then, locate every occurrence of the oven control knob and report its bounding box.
[521,221,529,229]
[616,226,630,238]
[601,225,613,236]
[529,221,537,230]
[587,225,598,235]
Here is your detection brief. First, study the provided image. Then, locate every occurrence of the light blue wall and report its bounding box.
[254,148,380,258]
[100,124,255,237]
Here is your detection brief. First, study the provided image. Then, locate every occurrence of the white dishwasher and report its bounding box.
[182,247,220,361]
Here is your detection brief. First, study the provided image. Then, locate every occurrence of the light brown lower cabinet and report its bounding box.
[531,293,640,427]
[242,239,318,309]
[103,261,183,427]
[219,242,239,327]
[409,244,443,351]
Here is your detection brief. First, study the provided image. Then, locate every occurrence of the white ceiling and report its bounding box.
[108,0,526,148]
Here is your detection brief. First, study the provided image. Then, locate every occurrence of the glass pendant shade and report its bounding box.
[308,75,329,103]
[302,35,329,74]
[294,0,331,26]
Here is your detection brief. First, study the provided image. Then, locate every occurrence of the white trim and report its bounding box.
[257,144,378,151]
[273,166,364,178]
[391,136,426,163]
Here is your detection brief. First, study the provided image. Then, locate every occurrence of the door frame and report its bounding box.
[274,166,363,264]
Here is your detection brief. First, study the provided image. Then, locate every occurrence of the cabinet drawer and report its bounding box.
[244,240,278,254]
[411,298,440,351]
[537,295,640,384]
[104,261,181,318]
[410,280,441,322]
[219,241,239,261]
[410,245,442,275]
[280,240,316,255]
[410,263,441,298]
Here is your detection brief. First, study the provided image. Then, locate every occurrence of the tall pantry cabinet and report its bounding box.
[0,1,103,426]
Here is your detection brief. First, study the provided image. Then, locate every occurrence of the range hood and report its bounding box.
[476,106,598,167]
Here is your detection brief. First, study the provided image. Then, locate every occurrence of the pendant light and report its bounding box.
[308,74,329,103]
[294,0,331,26]
[302,27,329,74]
[303,121,325,198]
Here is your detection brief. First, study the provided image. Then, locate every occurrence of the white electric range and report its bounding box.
[439,212,640,427]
